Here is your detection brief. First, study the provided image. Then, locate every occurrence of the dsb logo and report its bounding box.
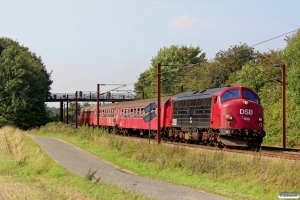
[240,109,253,115]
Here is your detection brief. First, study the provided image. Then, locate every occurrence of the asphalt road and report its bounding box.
[32,136,228,200]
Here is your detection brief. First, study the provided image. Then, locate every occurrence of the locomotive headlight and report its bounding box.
[244,100,249,105]
[258,117,263,122]
[225,114,233,121]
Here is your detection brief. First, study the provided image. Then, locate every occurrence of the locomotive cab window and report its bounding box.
[243,89,259,103]
[221,89,240,102]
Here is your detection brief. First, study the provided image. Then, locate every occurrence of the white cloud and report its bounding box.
[170,15,196,30]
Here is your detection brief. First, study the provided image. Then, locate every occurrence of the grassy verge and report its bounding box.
[29,122,300,200]
[0,126,155,200]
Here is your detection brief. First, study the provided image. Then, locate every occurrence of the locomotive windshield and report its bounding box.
[221,89,240,102]
[242,89,259,103]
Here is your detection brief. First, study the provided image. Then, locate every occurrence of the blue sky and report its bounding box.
[1,0,299,104]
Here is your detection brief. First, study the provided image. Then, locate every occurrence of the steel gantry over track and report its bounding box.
[45,91,135,123]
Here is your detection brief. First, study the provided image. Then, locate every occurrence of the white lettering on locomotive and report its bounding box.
[242,116,250,121]
[240,109,254,115]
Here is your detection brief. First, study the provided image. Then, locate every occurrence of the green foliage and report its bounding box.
[280,30,300,103]
[226,64,281,92]
[134,45,207,98]
[85,167,98,180]
[215,43,259,72]
[211,43,261,86]
[0,37,53,129]
[47,106,60,121]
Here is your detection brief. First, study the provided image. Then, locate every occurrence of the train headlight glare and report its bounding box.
[244,100,249,105]
[225,114,233,121]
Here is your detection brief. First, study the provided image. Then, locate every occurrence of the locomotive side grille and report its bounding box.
[172,98,212,131]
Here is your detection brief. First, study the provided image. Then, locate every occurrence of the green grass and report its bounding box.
[29,122,300,200]
[0,126,155,200]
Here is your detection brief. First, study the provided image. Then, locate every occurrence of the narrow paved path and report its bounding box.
[32,136,228,200]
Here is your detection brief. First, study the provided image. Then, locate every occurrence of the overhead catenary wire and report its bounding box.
[250,29,299,47]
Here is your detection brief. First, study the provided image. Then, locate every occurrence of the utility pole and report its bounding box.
[282,64,286,148]
[157,63,161,144]
[275,64,286,148]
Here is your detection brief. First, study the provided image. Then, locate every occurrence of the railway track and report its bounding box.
[114,134,300,161]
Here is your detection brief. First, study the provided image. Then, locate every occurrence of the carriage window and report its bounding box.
[134,108,136,118]
[243,89,259,103]
[124,109,127,118]
[137,108,140,118]
[131,109,133,118]
[221,89,240,102]
[141,108,144,117]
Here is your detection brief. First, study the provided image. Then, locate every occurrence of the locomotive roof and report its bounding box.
[173,87,229,101]
[81,96,172,111]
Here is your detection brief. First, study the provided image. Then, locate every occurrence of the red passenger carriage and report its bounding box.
[80,97,172,136]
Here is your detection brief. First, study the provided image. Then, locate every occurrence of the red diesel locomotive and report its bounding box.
[80,86,266,148]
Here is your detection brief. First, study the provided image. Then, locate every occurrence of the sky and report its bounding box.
[1,0,299,107]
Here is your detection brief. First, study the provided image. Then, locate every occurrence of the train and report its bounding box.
[80,85,266,148]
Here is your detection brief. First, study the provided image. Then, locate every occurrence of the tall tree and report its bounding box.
[0,37,53,129]
[134,45,206,98]
[212,43,261,86]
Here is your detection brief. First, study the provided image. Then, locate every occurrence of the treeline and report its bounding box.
[134,30,300,147]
